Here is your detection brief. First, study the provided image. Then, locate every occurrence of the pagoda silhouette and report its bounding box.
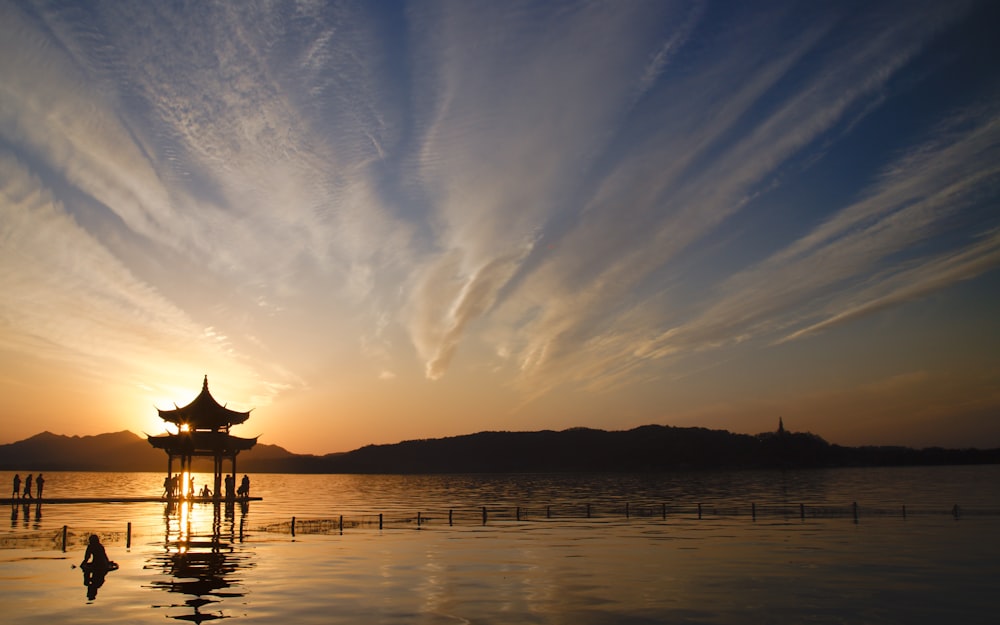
[148,376,258,500]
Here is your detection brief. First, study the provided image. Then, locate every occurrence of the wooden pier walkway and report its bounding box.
[1,496,262,505]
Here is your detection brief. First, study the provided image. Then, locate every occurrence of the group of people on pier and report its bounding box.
[10,473,44,500]
[161,473,251,500]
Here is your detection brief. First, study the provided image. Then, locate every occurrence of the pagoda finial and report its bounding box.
[778,417,785,435]
[203,375,209,391]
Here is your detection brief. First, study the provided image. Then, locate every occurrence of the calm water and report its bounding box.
[1,466,998,624]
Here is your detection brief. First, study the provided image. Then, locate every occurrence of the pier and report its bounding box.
[2,496,261,505]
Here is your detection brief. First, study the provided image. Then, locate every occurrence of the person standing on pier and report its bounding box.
[12,474,20,500]
[22,474,32,499]
[35,474,44,499]
[238,474,250,498]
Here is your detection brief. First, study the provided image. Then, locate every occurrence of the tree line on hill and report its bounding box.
[1,425,998,473]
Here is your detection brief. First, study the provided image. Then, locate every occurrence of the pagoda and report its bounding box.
[147,376,258,500]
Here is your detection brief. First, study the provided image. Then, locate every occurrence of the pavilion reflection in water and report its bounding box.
[145,499,255,623]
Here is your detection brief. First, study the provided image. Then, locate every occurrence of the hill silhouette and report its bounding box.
[0,430,296,472]
[1,426,997,473]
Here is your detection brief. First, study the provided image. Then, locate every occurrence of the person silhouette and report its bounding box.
[80,534,116,600]
[81,534,110,569]
[35,474,44,500]
[238,474,250,498]
[225,474,235,500]
[22,474,32,500]
[11,474,20,500]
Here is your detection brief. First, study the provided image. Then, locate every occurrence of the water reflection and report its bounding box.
[82,563,112,600]
[9,501,43,529]
[146,500,255,623]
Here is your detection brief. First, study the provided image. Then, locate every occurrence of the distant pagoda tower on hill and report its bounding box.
[147,376,258,500]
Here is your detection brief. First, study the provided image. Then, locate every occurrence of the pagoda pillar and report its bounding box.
[213,456,222,501]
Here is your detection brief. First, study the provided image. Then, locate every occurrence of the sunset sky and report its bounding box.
[2,0,999,455]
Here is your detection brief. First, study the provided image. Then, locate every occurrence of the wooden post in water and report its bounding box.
[62,525,67,552]
[547,506,551,519]
[379,513,383,530]
[127,522,132,548]
[852,502,858,524]
[417,511,422,528]
[662,503,667,520]
[586,503,591,519]
[902,505,907,519]
[625,503,630,519]
[751,502,756,521]
[339,515,343,534]
[952,504,960,519]
[800,503,805,520]
[482,506,487,525]
[698,503,702,519]
[291,516,296,537]
[449,509,453,526]
[516,506,521,521]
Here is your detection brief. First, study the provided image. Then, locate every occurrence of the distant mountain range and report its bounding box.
[1,426,997,473]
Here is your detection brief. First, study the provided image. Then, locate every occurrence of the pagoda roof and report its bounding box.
[147,431,258,455]
[157,376,251,429]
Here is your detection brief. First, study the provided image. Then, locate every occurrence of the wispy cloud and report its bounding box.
[0,151,280,395]
[0,0,996,448]
[469,1,987,396]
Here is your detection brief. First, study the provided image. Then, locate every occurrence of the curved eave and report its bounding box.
[147,434,174,450]
[156,385,251,428]
[146,432,258,453]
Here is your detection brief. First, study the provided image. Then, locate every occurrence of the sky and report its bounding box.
[1,0,999,455]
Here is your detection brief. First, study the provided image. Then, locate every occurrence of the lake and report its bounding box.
[1,466,998,623]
